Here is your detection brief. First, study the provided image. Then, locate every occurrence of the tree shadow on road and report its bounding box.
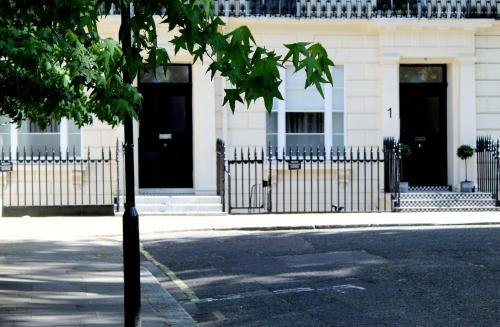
[143,226,500,326]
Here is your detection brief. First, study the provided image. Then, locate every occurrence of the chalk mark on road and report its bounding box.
[194,284,366,304]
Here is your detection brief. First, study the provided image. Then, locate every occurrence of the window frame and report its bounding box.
[2,118,83,159]
[267,65,345,158]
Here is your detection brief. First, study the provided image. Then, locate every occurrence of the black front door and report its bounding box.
[400,65,447,186]
[138,65,192,188]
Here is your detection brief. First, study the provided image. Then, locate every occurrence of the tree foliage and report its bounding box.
[456,145,474,160]
[0,0,334,127]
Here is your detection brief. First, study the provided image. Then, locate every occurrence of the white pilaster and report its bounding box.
[380,56,400,139]
[277,67,286,158]
[10,123,17,159]
[60,118,68,159]
[457,56,477,186]
[324,79,333,158]
[222,78,229,143]
[192,63,217,195]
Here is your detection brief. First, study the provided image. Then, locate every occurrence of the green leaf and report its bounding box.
[0,0,334,128]
[228,26,255,48]
[222,89,243,112]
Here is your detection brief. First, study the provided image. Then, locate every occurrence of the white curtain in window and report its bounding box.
[266,65,345,152]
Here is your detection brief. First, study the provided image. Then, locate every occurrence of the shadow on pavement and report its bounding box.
[0,238,175,326]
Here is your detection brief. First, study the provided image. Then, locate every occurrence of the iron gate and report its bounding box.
[219,138,401,214]
[476,136,500,205]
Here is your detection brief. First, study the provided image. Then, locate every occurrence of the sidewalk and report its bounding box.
[1,211,499,326]
[0,235,196,326]
[1,211,500,241]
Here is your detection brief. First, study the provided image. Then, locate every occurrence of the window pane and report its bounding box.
[68,134,81,154]
[333,135,344,150]
[140,65,190,83]
[332,112,344,134]
[272,98,279,111]
[266,134,277,150]
[19,119,60,153]
[286,113,323,133]
[286,89,324,111]
[20,120,59,133]
[0,117,10,133]
[266,112,278,134]
[286,134,324,150]
[266,112,278,150]
[0,117,10,149]
[286,67,323,111]
[67,120,82,155]
[332,89,344,111]
[400,66,443,83]
[68,120,80,133]
[332,66,344,88]
[19,134,59,153]
[286,68,306,88]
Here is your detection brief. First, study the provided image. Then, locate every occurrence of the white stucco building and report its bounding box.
[3,1,500,214]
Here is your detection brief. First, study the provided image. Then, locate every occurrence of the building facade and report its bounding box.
[98,4,500,196]
[4,1,500,209]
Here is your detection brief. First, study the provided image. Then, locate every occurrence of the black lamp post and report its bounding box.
[120,3,141,326]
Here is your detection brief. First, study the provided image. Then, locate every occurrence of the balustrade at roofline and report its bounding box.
[100,1,500,20]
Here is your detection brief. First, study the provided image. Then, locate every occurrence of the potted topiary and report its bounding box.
[456,144,474,192]
[399,143,411,193]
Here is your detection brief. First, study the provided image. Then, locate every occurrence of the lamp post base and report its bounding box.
[123,205,141,327]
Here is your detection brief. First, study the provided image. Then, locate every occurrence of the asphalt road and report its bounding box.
[142,226,500,326]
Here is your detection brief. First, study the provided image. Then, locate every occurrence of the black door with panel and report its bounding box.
[400,65,447,186]
[138,66,192,188]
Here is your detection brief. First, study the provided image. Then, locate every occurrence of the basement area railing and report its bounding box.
[0,143,121,216]
[476,135,500,205]
[217,138,401,214]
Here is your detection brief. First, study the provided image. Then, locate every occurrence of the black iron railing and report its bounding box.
[476,136,500,205]
[384,137,401,209]
[213,0,500,18]
[216,139,226,211]
[226,147,268,213]
[0,143,120,212]
[99,1,500,19]
[220,138,401,214]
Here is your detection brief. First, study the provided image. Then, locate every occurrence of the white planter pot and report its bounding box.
[399,182,409,193]
[460,181,474,193]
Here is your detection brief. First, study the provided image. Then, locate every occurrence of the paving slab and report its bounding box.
[1,211,500,241]
[0,237,196,327]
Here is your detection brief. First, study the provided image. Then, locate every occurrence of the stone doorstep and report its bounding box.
[118,195,224,214]
[399,199,496,207]
[398,207,500,212]
[134,195,222,205]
